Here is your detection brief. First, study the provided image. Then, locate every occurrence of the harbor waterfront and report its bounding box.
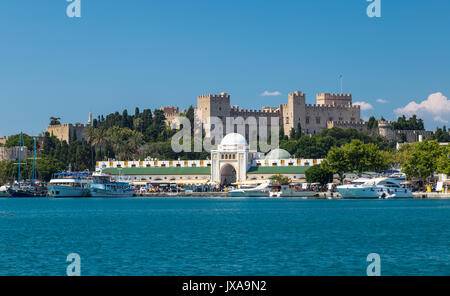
[0,198,449,276]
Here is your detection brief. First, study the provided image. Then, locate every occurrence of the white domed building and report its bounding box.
[210,133,254,185]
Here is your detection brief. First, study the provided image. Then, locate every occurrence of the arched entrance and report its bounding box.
[220,164,236,185]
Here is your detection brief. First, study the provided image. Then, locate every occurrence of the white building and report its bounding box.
[96,133,323,186]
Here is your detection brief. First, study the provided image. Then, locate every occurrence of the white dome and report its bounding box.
[220,133,247,146]
[265,148,292,160]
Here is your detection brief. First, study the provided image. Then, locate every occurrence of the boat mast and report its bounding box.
[32,136,36,182]
[18,132,22,188]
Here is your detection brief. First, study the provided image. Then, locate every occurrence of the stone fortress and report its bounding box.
[44,112,92,144]
[163,90,436,143]
[180,91,363,139]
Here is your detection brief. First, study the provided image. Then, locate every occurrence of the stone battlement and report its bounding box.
[306,104,359,110]
[327,121,366,131]
[198,92,230,100]
[316,93,352,106]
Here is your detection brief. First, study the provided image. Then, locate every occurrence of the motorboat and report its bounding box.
[0,185,10,197]
[228,182,271,197]
[337,177,413,199]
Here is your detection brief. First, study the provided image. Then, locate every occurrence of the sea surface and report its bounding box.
[0,197,449,276]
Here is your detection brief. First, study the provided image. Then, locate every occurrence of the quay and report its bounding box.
[413,192,450,199]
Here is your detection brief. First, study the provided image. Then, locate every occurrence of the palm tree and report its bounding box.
[127,132,144,159]
[133,117,144,133]
[94,127,108,159]
[49,117,61,126]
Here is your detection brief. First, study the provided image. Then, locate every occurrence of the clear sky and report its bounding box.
[1,0,449,136]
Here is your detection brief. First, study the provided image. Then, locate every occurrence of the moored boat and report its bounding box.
[89,172,134,197]
[0,185,11,197]
[228,182,271,197]
[47,172,92,197]
[337,177,413,199]
[269,184,317,198]
[7,181,47,198]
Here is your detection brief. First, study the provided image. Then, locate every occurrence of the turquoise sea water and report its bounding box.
[0,198,449,276]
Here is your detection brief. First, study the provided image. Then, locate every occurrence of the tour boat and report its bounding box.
[337,177,413,199]
[89,172,134,197]
[228,182,271,197]
[47,172,92,197]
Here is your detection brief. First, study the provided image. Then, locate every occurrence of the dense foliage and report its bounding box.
[280,127,395,159]
[305,165,333,186]
[399,140,448,179]
[392,115,424,130]
[321,140,393,182]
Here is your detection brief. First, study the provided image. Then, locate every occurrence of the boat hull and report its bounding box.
[337,187,413,199]
[47,185,89,198]
[0,191,10,197]
[7,189,47,198]
[337,187,381,199]
[89,189,134,198]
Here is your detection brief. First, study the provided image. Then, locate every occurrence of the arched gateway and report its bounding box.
[211,133,253,185]
[220,164,237,185]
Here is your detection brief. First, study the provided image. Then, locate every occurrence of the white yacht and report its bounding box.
[228,182,271,197]
[0,185,10,197]
[47,172,92,198]
[337,177,413,199]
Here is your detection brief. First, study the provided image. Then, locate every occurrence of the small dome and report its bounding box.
[220,133,247,146]
[265,148,292,160]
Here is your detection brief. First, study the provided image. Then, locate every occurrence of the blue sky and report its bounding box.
[1,0,449,136]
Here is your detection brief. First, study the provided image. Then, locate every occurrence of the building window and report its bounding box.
[328,117,333,122]
[306,117,310,124]
[339,117,343,121]
[316,117,321,124]
[351,118,355,121]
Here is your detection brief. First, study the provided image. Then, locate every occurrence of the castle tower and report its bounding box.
[284,91,306,137]
[88,112,92,126]
[378,120,395,140]
[197,92,231,137]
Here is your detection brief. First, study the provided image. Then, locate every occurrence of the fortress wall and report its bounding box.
[304,104,361,134]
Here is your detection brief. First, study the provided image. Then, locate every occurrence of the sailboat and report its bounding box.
[7,133,47,198]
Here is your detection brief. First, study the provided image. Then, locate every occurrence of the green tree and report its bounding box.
[321,146,348,183]
[367,116,378,130]
[437,146,450,176]
[49,117,61,126]
[305,165,333,186]
[6,133,35,150]
[270,174,290,185]
[402,140,442,180]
